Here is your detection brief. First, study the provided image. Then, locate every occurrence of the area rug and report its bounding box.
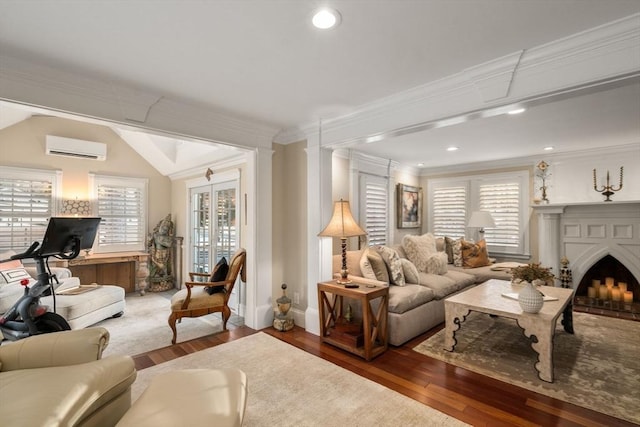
[94,291,223,357]
[413,311,639,424]
[133,332,469,427]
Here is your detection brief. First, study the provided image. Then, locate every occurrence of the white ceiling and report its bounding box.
[1,1,639,172]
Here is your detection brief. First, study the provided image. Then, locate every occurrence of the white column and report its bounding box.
[245,148,274,330]
[305,136,333,336]
[534,205,566,285]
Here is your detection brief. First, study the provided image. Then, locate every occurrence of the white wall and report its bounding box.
[538,145,640,204]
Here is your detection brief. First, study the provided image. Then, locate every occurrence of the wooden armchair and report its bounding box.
[168,248,246,344]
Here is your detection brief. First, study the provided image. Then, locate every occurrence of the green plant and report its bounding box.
[511,263,555,284]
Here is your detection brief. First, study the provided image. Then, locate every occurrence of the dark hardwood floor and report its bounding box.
[133,323,635,427]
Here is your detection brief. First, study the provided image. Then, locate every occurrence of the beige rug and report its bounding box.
[133,332,469,427]
[413,311,640,424]
[94,291,224,357]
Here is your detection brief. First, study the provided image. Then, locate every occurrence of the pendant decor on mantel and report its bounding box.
[518,281,544,313]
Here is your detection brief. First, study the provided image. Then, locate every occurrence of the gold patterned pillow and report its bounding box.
[461,239,492,268]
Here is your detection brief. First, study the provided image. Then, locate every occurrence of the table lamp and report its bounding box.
[318,199,367,287]
[467,211,495,241]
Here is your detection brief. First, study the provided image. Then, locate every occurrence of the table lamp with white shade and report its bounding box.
[467,211,495,241]
[318,199,367,288]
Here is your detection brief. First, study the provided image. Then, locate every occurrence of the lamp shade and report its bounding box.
[467,211,495,228]
[318,199,366,238]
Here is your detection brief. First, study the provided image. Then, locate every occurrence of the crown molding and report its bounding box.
[275,13,640,148]
[463,50,524,102]
[168,152,248,181]
[418,142,640,177]
[0,54,280,149]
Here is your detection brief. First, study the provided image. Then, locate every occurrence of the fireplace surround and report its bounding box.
[533,201,640,315]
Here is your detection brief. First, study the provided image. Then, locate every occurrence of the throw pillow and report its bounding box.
[401,233,438,272]
[424,252,448,275]
[461,239,492,268]
[359,249,377,281]
[205,257,229,295]
[400,258,420,285]
[451,238,463,267]
[0,259,31,285]
[374,245,405,286]
[444,236,455,264]
[366,249,390,283]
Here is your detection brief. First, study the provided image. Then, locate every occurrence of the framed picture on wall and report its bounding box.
[397,184,422,229]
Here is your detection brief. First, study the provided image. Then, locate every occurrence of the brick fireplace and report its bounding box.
[533,201,640,318]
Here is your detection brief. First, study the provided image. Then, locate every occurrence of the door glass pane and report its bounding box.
[191,190,210,274]
[215,188,236,262]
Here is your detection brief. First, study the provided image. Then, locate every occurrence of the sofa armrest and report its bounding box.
[0,327,110,372]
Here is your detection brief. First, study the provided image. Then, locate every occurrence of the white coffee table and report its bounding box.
[444,279,574,383]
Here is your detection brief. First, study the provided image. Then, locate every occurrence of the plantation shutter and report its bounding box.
[360,174,388,246]
[479,181,521,250]
[92,175,147,252]
[431,186,466,239]
[0,167,60,252]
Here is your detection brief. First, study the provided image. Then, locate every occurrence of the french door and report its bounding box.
[189,178,242,316]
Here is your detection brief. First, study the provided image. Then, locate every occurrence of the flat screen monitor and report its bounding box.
[37,217,101,258]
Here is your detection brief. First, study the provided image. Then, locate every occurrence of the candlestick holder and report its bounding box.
[593,166,623,202]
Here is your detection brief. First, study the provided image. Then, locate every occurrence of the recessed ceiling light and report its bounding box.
[507,108,526,115]
[417,162,425,167]
[544,146,554,151]
[447,146,459,152]
[312,8,341,29]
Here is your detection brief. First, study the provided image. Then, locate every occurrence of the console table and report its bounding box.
[54,252,149,295]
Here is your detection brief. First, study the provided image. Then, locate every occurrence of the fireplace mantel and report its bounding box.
[532,201,640,287]
[531,200,640,212]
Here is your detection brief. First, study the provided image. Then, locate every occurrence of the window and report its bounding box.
[359,173,388,246]
[431,183,467,239]
[90,174,147,253]
[428,170,529,256]
[0,166,61,252]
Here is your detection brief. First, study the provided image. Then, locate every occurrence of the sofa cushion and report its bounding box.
[448,264,513,283]
[461,239,492,268]
[400,258,419,284]
[374,245,405,286]
[417,272,459,299]
[388,284,435,314]
[402,233,438,272]
[442,269,477,290]
[46,285,125,322]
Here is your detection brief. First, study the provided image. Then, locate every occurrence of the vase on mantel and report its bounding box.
[518,281,544,313]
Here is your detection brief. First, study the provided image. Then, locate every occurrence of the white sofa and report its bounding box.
[0,251,126,334]
[333,238,514,346]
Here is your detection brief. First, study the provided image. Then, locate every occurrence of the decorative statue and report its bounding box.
[559,256,572,289]
[147,214,175,292]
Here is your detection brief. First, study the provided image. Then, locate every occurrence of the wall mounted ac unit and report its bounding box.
[45,135,107,161]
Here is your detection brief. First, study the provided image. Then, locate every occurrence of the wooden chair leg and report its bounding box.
[222,307,231,330]
[168,312,178,344]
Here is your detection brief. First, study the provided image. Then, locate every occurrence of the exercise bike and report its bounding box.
[0,217,101,342]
